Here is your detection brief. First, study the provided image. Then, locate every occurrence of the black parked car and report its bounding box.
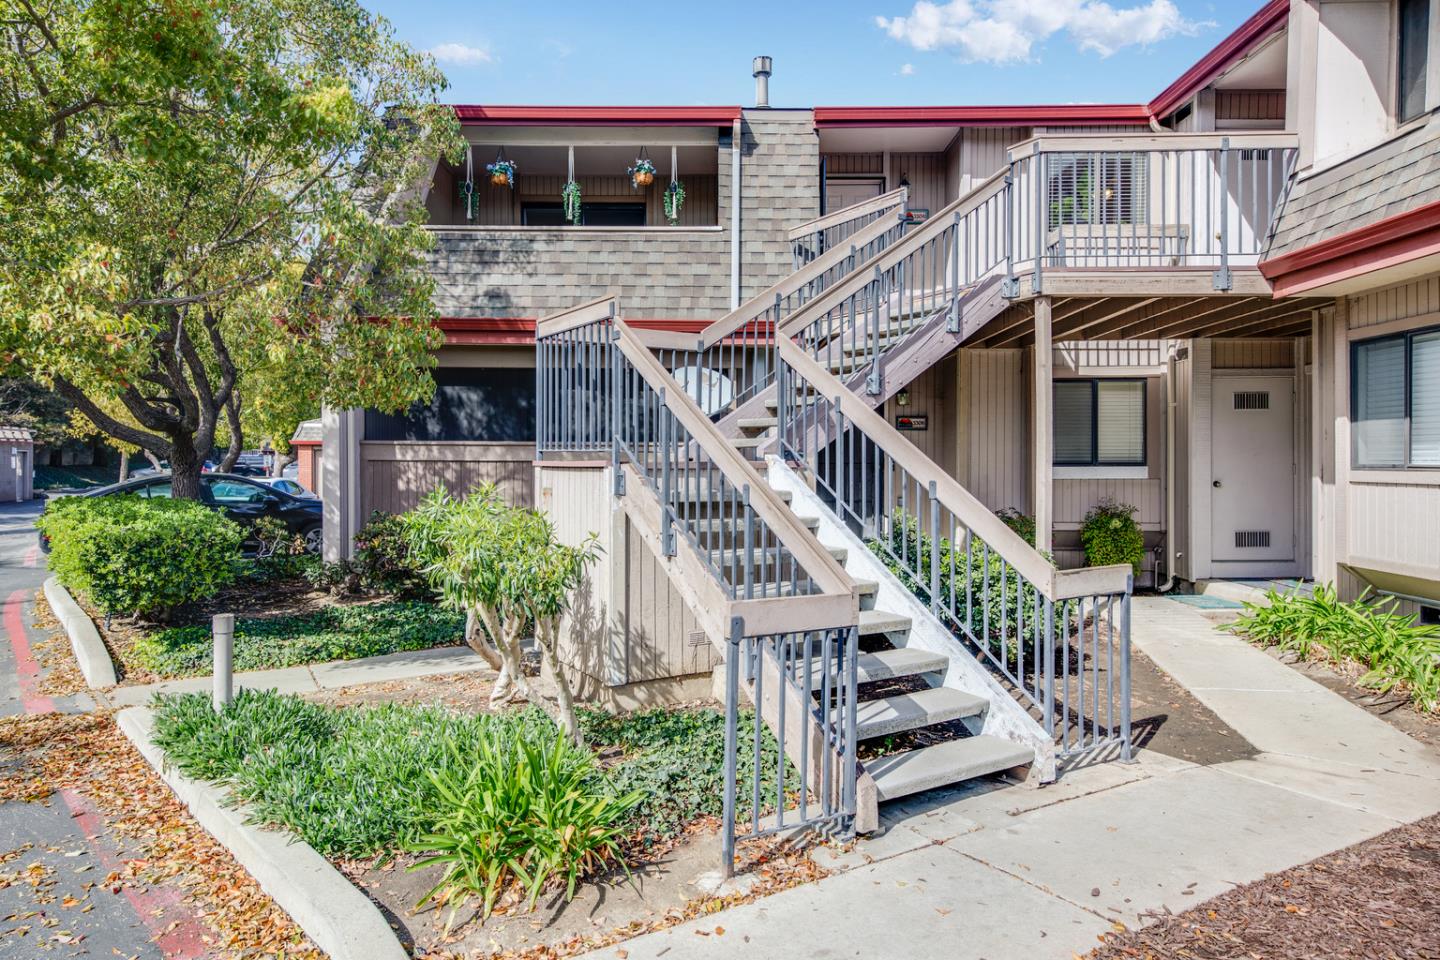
[40,473,324,554]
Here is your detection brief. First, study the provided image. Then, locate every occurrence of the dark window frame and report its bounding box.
[1397,0,1431,124]
[1350,322,1440,469]
[1053,377,1148,468]
[520,201,647,227]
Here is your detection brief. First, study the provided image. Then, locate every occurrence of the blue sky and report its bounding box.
[367,0,1269,107]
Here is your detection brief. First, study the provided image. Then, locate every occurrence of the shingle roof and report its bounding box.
[290,419,323,444]
[0,426,33,443]
[1267,114,1440,259]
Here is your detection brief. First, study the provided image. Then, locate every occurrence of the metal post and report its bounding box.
[842,625,859,833]
[948,215,962,333]
[611,329,625,496]
[1120,581,1134,762]
[1001,166,1017,298]
[212,613,234,712]
[659,388,675,557]
[928,480,940,614]
[1042,598,1055,737]
[866,268,883,396]
[720,616,743,877]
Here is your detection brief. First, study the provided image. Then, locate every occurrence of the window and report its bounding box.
[1398,0,1431,123]
[1046,153,1145,229]
[364,367,536,442]
[138,480,172,499]
[520,201,646,227]
[1353,325,1440,467]
[204,477,270,504]
[1054,379,1146,466]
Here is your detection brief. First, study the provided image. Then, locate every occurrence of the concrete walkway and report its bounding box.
[579,597,1440,960]
[101,645,490,709]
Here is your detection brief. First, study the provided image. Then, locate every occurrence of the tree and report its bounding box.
[0,0,462,498]
[403,487,600,746]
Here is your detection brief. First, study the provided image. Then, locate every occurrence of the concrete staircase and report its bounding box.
[674,413,1037,807]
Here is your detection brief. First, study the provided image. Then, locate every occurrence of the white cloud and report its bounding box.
[430,42,493,66]
[874,0,1207,63]
[900,62,916,75]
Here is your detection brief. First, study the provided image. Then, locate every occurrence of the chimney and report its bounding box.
[752,56,773,108]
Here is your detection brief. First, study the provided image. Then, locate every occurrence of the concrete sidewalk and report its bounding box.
[101,645,491,709]
[579,597,1440,960]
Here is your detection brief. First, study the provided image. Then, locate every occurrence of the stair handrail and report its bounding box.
[787,187,908,241]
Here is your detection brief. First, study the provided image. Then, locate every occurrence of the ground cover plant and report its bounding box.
[150,693,787,922]
[38,494,243,618]
[132,602,464,677]
[1230,585,1440,712]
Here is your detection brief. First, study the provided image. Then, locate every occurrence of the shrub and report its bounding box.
[1231,586,1440,713]
[410,729,642,923]
[995,508,1036,547]
[133,601,464,676]
[1080,498,1144,575]
[38,495,243,618]
[351,512,432,598]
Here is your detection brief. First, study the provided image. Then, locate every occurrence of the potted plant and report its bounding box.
[487,149,516,188]
[662,179,685,225]
[458,179,476,220]
[628,149,656,189]
[562,180,582,224]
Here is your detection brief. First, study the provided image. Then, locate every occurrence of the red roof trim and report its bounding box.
[453,105,741,127]
[1260,200,1440,297]
[812,104,1151,128]
[1148,0,1290,119]
[437,316,723,346]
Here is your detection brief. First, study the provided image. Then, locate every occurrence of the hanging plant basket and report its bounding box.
[562,180,582,224]
[628,149,657,189]
[663,180,686,225]
[487,148,517,189]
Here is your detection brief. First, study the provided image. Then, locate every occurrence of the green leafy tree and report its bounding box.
[0,0,462,498]
[404,487,600,744]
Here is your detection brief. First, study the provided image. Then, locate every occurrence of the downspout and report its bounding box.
[730,118,742,309]
[1158,344,1179,592]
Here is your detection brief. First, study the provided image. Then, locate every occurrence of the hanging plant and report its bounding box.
[627,147,656,189]
[458,179,476,220]
[663,180,686,225]
[487,159,517,188]
[562,180,582,224]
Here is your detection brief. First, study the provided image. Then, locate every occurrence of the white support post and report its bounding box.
[1033,297,1053,554]
[212,613,234,712]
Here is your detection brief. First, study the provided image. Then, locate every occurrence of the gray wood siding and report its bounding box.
[1348,276,1440,330]
[1215,90,1286,121]
[956,348,1029,514]
[621,517,718,682]
[1347,480,1440,576]
[890,152,948,216]
[358,441,533,516]
[1212,338,1296,368]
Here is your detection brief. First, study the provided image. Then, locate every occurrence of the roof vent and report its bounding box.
[752,56,773,108]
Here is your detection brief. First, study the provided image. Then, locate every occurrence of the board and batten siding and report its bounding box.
[955,348,1030,514]
[358,442,533,517]
[1348,276,1440,331]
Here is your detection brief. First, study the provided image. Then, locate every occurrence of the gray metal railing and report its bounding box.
[536,297,860,874]
[790,187,909,269]
[778,342,1134,762]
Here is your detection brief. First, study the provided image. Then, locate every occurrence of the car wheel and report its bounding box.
[302,524,323,555]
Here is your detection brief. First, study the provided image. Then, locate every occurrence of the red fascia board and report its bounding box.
[1148,0,1290,119]
[812,104,1150,128]
[437,317,774,345]
[289,439,321,447]
[453,105,741,127]
[1259,200,1440,297]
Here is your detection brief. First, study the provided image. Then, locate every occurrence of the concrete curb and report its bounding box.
[116,706,409,960]
[43,576,118,688]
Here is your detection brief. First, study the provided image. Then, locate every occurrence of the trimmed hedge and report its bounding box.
[38,495,243,618]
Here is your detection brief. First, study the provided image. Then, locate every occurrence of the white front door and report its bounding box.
[1211,376,1294,563]
[824,178,884,214]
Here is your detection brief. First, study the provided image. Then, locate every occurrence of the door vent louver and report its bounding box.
[1233,391,1270,410]
[1234,530,1271,549]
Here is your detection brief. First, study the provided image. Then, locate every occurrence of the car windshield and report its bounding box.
[139,481,172,498]
[205,478,269,504]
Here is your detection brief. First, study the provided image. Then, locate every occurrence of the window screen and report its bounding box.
[1398,0,1431,123]
[1411,331,1440,466]
[1353,337,1408,467]
[365,367,535,442]
[1054,379,1146,466]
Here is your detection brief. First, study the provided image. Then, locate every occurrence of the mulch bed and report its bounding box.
[1087,812,1440,960]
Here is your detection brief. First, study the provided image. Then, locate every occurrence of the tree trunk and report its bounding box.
[271,450,295,478]
[463,607,504,671]
[169,442,204,500]
[536,618,584,748]
[117,450,130,483]
[143,450,163,472]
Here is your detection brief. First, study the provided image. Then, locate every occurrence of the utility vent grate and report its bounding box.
[687,630,708,648]
[1234,530,1271,549]
[1234,391,1270,410]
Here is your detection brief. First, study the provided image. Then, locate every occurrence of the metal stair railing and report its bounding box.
[536,296,863,875]
[778,340,1135,762]
[789,187,909,268]
[636,191,911,427]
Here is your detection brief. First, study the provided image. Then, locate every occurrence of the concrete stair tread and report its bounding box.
[706,543,847,566]
[729,436,767,450]
[689,514,818,534]
[670,484,791,503]
[857,647,947,683]
[855,687,987,740]
[866,736,1034,802]
[858,608,912,636]
[737,417,778,431]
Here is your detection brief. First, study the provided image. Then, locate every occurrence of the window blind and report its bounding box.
[1353,338,1407,467]
[1097,381,1145,463]
[1411,331,1440,467]
[1054,381,1094,463]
